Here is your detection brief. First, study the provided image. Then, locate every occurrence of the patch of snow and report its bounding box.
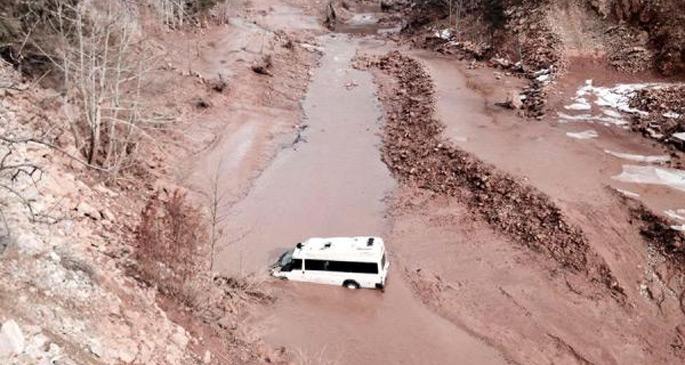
[665,209,685,221]
[349,13,377,26]
[558,112,593,121]
[595,116,629,126]
[435,29,453,40]
[557,112,628,126]
[663,111,681,119]
[671,225,685,232]
[605,150,670,163]
[647,127,665,139]
[565,80,683,117]
[672,132,685,142]
[614,188,640,198]
[536,74,551,83]
[602,109,623,118]
[566,130,598,139]
[612,165,685,192]
[534,68,550,77]
[564,101,591,111]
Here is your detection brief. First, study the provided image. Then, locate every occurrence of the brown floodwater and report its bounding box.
[216,35,507,365]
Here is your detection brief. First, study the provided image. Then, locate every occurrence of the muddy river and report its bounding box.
[215,34,507,364]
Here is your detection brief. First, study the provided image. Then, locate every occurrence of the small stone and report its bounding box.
[171,329,188,349]
[88,339,103,358]
[0,320,25,357]
[76,202,100,220]
[99,208,115,221]
[49,251,61,262]
[16,234,46,255]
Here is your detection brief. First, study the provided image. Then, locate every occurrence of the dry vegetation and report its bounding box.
[135,190,209,301]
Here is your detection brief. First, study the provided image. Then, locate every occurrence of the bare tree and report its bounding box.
[35,2,162,174]
[149,0,187,28]
[207,159,228,272]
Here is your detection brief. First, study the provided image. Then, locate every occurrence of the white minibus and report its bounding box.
[271,236,389,290]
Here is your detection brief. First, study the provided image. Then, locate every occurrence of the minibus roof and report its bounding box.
[292,236,385,262]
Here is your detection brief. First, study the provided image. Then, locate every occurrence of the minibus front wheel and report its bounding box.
[343,280,360,289]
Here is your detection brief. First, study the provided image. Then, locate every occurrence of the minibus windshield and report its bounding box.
[278,249,294,267]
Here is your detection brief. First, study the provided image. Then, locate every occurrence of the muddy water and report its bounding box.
[416,53,685,213]
[217,35,506,364]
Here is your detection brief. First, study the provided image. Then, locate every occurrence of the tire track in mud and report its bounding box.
[359,51,622,295]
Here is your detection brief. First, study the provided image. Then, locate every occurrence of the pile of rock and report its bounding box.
[628,85,685,149]
[618,192,685,270]
[435,39,490,61]
[519,77,549,118]
[504,2,565,74]
[366,51,620,292]
[605,25,653,73]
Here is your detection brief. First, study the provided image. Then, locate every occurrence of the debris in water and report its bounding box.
[345,80,359,90]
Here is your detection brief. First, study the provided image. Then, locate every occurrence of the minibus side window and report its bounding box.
[305,260,379,274]
[291,259,302,270]
[305,259,327,271]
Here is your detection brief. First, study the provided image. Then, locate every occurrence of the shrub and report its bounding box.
[135,190,209,301]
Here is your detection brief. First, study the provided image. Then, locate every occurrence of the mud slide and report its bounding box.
[216,35,507,364]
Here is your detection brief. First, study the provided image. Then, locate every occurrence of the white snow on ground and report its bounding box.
[665,209,685,221]
[672,132,685,142]
[558,112,593,121]
[566,130,598,139]
[564,101,591,111]
[612,165,685,192]
[671,225,685,232]
[663,111,681,119]
[604,150,671,163]
[602,109,623,118]
[435,29,452,40]
[536,74,551,83]
[558,112,629,126]
[562,80,684,121]
[614,188,640,198]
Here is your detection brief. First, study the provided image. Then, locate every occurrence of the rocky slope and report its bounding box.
[0,0,318,363]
